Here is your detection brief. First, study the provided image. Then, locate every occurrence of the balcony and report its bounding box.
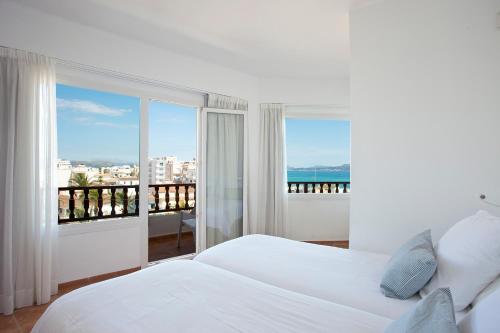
[57,181,348,262]
[58,183,196,224]
[58,183,197,262]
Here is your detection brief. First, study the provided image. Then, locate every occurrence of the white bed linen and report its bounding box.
[32,260,390,333]
[195,234,420,320]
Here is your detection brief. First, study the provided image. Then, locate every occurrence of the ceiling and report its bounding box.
[17,0,371,79]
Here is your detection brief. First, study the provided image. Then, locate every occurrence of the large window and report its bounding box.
[148,100,197,211]
[286,118,350,193]
[56,83,140,222]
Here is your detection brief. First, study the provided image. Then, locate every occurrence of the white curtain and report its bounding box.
[257,104,287,236]
[207,93,248,111]
[0,47,58,315]
[206,112,244,247]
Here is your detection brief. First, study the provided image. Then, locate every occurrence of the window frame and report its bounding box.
[56,66,205,268]
[284,105,351,198]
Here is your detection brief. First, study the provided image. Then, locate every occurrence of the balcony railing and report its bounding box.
[58,183,196,224]
[58,181,344,223]
[58,185,140,224]
[287,181,350,194]
[148,183,196,214]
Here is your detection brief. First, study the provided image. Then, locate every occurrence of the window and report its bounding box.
[56,83,141,222]
[147,100,197,211]
[285,118,350,193]
[147,100,198,261]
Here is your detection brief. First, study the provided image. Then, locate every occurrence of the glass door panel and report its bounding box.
[201,109,246,249]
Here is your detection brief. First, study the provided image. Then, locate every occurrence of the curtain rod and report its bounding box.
[0,44,235,99]
[284,103,349,108]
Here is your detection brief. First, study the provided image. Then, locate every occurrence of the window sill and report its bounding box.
[58,216,140,237]
[288,193,350,201]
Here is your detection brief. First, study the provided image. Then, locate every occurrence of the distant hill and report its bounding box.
[288,164,350,172]
[69,160,138,168]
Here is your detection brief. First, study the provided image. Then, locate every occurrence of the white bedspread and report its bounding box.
[195,234,420,320]
[33,260,390,333]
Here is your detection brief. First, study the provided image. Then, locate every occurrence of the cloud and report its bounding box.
[57,98,131,117]
[74,117,92,123]
[95,122,138,129]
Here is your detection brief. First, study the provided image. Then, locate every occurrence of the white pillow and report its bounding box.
[458,284,500,333]
[472,275,500,307]
[420,210,500,311]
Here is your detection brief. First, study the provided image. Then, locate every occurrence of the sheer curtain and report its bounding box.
[205,112,245,247]
[257,103,287,236]
[0,47,58,315]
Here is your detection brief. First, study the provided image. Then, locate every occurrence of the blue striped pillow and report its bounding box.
[380,230,437,299]
[385,288,458,333]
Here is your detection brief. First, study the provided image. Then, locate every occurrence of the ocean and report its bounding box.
[287,170,350,182]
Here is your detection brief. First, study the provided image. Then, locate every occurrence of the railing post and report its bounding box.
[69,189,75,220]
[192,184,196,209]
[175,185,180,210]
[134,185,139,215]
[97,188,103,217]
[154,186,159,211]
[343,183,348,193]
[288,183,291,193]
[123,187,128,215]
[110,188,116,216]
[184,185,189,209]
[165,186,170,210]
[327,183,332,193]
[335,183,339,193]
[304,183,308,193]
[83,188,90,218]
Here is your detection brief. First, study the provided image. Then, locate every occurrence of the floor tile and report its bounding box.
[0,314,20,333]
[14,304,48,332]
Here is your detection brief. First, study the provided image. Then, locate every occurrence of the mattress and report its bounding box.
[195,234,420,320]
[32,260,391,333]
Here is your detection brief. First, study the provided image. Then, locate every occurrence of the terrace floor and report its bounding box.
[148,232,196,262]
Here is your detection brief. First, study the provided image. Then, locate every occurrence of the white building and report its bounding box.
[116,177,140,186]
[71,164,99,182]
[110,165,134,178]
[56,159,72,187]
[148,156,176,184]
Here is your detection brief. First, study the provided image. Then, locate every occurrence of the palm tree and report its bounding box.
[70,173,99,215]
[69,173,91,187]
[115,190,136,213]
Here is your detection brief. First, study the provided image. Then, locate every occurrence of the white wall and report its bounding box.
[58,220,141,283]
[0,1,260,282]
[259,77,349,106]
[287,194,350,241]
[350,0,500,254]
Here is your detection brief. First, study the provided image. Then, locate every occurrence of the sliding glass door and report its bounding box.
[199,108,247,250]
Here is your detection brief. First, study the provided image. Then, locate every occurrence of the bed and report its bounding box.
[33,260,391,333]
[195,234,421,320]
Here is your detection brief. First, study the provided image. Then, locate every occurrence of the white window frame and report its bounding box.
[197,107,248,252]
[284,105,351,200]
[56,67,204,268]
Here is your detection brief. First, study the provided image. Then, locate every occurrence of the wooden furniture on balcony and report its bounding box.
[178,207,196,248]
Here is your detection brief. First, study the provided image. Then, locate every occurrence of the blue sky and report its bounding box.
[286,118,350,168]
[148,101,197,161]
[57,84,140,163]
[57,84,197,164]
[57,84,349,167]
